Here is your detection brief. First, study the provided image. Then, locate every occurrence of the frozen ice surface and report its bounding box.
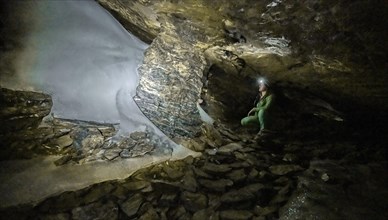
[22,0,167,137]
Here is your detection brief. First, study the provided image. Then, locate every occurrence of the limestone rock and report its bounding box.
[162,166,184,180]
[0,88,52,133]
[167,206,187,219]
[128,142,154,157]
[226,169,247,183]
[181,170,198,192]
[122,180,150,191]
[55,135,73,148]
[118,137,137,149]
[139,207,159,220]
[120,193,144,218]
[130,131,148,140]
[180,191,208,212]
[134,33,206,137]
[159,193,178,206]
[192,167,212,179]
[221,183,265,203]
[202,163,232,174]
[82,183,115,204]
[97,126,116,138]
[71,201,118,220]
[103,148,121,160]
[218,143,243,154]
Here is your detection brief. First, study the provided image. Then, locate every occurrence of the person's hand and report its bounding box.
[248,108,255,116]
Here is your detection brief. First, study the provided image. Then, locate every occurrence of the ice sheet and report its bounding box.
[20,0,167,138]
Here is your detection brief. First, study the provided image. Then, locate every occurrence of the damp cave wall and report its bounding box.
[95,0,388,137]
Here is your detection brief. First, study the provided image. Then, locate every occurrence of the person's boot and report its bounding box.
[254,129,273,141]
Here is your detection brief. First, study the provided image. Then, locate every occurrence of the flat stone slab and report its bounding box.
[0,146,200,208]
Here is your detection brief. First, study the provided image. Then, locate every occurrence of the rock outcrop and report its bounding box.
[0,88,52,133]
[98,0,388,137]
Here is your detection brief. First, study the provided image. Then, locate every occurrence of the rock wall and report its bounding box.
[98,0,388,136]
[134,17,209,137]
[0,88,52,133]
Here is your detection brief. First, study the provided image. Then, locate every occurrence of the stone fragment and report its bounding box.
[229,161,251,168]
[199,179,233,192]
[226,169,247,183]
[103,148,121,160]
[183,155,194,164]
[202,163,232,174]
[201,136,218,149]
[181,191,208,212]
[54,155,72,166]
[248,168,259,180]
[97,126,116,138]
[193,167,212,178]
[167,206,187,219]
[72,201,118,220]
[201,124,224,147]
[269,165,304,175]
[205,148,218,155]
[120,149,131,158]
[191,139,206,152]
[120,193,144,218]
[55,135,73,148]
[218,128,241,141]
[118,137,137,149]
[82,183,115,204]
[130,131,148,140]
[192,209,209,220]
[159,193,178,206]
[111,186,129,200]
[221,183,265,203]
[122,180,150,191]
[321,173,330,182]
[219,210,253,220]
[0,88,52,133]
[81,131,104,150]
[129,143,154,157]
[181,170,198,192]
[139,206,159,220]
[218,143,243,154]
[163,166,184,180]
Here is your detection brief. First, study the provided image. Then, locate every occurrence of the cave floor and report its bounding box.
[0,145,199,209]
[1,123,387,220]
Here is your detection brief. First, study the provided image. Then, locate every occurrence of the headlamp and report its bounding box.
[258,77,265,85]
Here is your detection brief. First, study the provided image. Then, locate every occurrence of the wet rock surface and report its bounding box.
[1,116,386,219]
[0,89,167,165]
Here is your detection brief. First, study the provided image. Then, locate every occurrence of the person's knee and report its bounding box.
[241,118,246,126]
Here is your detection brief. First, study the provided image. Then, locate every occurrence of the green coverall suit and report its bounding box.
[241,92,274,131]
